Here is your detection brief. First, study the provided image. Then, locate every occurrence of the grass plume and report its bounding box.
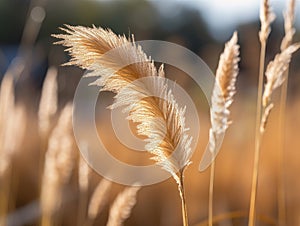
[38,66,58,136]
[40,103,74,226]
[261,43,300,130]
[249,1,275,225]
[106,186,140,226]
[77,156,90,226]
[87,178,112,225]
[199,32,240,226]
[0,74,26,226]
[54,25,193,226]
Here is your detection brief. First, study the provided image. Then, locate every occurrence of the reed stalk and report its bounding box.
[249,1,275,225]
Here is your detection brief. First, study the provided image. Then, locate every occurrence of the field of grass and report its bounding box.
[1,0,300,226]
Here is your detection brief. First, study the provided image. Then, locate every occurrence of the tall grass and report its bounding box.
[249,1,299,226]
[203,32,240,226]
[0,0,300,225]
[54,25,194,226]
[249,0,275,224]
[278,0,296,225]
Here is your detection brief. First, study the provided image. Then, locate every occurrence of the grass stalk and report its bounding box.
[248,40,266,226]
[40,215,52,226]
[179,171,189,226]
[208,160,215,226]
[277,71,289,226]
[0,170,11,226]
[77,191,88,226]
[277,0,296,222]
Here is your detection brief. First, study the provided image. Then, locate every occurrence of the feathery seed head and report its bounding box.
[106,186,140,226]
[54,25,193,179]
[200,32,240,171]
[281,0,296,51]
[38,66,58,135]
[259,0,276,43]
[88,179,112,220]
[263,43,300,107]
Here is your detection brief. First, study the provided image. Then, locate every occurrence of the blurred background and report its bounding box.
[1,0,300,225]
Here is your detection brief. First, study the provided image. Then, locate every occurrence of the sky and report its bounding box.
[94,0,300,41]
[149,0,300,40]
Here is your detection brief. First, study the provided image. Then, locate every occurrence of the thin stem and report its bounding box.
[0,169,11,226]
[77,190,88,226]
[41,215,52,226]
[277,71,289,226]
[248,40,267,226]
[208,160,215,226]
[179,172,189,226]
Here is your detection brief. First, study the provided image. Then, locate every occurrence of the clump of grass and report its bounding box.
[249,0,299,225]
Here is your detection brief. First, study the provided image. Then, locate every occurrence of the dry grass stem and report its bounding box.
[278,1,296,224]
[77,150,90,226]
[200,32,239,226]
[40,103,74,226]
[0,74,15,176]
[106,186,140,226]
[199,31,240,171]
[79,157,90,193]
[249,42,300,226]
[249,1,275,225]
[54,25,193,179]
[38,66,58,135]
[0,74,26,175]
[0,74,26,226]
[87,179,112,221]
[54,25,193,226]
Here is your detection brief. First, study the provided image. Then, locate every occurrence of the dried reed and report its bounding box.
[261,43,300,129]
[38,66,58,136]
[249,35,299,226]
[0,74,15,177]
[278,1,296,224]
[106,186,140,226]
[87,179,112,225]
[77,156,90,226]
[40,103,74,226]
[38,66,59,195]
[0,73,26,226]
[202,32,240,226]
[249,0,275,225]
[54,25,193,226]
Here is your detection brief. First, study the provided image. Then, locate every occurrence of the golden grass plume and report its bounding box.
[281,0,296,51]
[38,66,58,135]
[199,32,240,171]
[259,0,276,43]
[87,178,112,221]
[40,103,74,225]
[106,186,141,226]
[53,25,193,184]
